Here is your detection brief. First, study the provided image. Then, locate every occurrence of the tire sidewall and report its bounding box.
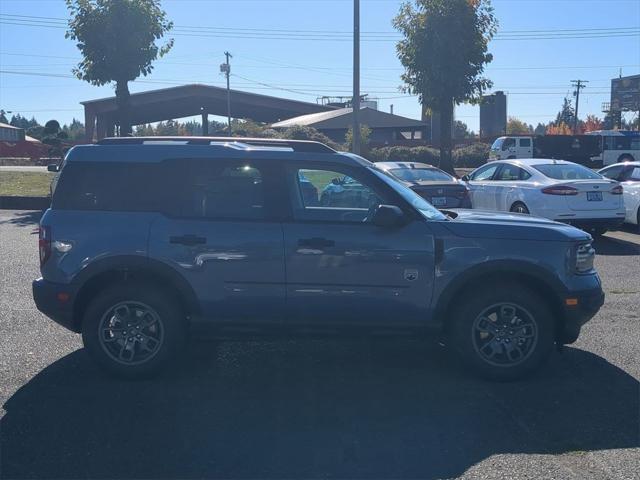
[510,202,529,214]
[450,284,554,381]
[82,283,186,378]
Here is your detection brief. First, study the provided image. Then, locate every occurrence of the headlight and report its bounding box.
[574,242,595,274]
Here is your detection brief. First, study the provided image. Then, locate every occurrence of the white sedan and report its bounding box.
[462,159,626,235]
[598,161,640,227]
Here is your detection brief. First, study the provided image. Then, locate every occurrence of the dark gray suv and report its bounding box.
[33,137,604,380]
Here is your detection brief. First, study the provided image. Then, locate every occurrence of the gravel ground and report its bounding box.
[0,210,638,480]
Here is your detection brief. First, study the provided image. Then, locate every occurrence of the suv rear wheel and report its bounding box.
[449,283,554,381]
[82,283,187,378]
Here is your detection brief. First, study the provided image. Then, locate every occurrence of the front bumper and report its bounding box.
[32,278,80,332]
[559,284,605,344]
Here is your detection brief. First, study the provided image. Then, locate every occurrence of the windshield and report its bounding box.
[533,163,601,180]
[370,167,447,221]
[491,137,504,150]
[389,167,453,182]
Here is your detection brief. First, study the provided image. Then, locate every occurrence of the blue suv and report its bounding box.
[33,137,604,380]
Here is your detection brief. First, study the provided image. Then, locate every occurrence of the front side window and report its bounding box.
[470,164,499,181]
[502,138,516,150]
[289,167,383,222]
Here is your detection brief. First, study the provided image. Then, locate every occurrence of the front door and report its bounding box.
[467,163,500,210]
[148,158,285,322]
[282,164,436,326]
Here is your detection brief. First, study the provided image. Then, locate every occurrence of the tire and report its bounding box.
[448,283,555,381]
[82,282,187,378]
[510,202,530,214]
[589,227,608,237]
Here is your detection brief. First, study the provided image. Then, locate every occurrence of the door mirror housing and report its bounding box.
[461,174,470,182]
[47,164,60,173]
[371,204,405,228]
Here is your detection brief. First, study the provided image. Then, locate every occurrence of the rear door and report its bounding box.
[493,163,532,211]
[282,163,436,326]
[148,158,286,322]
[517,138,533,157]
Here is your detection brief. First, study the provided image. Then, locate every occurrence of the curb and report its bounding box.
[0,196,50,210]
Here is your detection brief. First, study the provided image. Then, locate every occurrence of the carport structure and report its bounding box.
[81,84,336,141]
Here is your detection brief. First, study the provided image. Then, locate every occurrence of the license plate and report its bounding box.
[431,196,447,206]
[587,191,602,201]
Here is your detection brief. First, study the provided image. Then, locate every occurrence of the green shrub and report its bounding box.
[452,143,490,168]
[367,146,440,165]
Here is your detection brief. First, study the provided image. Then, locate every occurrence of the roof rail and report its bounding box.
[96,136,336,153]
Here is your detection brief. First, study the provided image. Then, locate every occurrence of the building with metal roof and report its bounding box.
[81,84,336,141]
[271,107,428,146]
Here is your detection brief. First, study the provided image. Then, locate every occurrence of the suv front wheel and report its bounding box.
[82,283,187,378]
[449,283,554,381]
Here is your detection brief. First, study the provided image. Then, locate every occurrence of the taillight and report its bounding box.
[39,226,51,266]
[541,185,579,196]
[611,185,623,195]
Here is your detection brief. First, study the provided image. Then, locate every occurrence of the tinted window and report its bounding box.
[519,138,531,147]
[53,162,165,211]
[496,164,528,181]
[166,160,265,219]
[533,163,600,180]
[289,167,383,222]
[388,167,453,182]
[600,165,624,180]
[627,166,640,181]
[470,164,499,181]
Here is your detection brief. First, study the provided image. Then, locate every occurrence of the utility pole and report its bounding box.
[220,52,232,135]
[571,80,588,134]
[352,0,361,154]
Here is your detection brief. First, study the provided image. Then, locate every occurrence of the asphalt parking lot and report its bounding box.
[0,210,638,480]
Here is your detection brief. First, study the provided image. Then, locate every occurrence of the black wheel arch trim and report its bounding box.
[71,255,201,327]
[433,259,566,326]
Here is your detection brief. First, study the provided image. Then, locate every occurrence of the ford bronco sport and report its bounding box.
[33,137,604,380]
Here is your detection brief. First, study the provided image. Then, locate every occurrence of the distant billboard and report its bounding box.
[480,91,507,138]
[611,75,640,112]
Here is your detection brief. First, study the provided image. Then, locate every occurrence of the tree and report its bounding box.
[453,120,472,139]
[546,122,572,135]
[345,124,372,153]
[394,0,497,174]
[41,119,69,158]
[506,117,532,135]
[554,98,575,127]
[0,110,8,124]
[534,123,546,136]
[62,118,86,140]
[65,0,173,136]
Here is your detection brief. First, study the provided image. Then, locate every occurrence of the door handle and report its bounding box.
[297,237,335,249]
[169,234,207,246]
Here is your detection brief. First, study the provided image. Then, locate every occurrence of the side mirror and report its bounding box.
[47,164,60,173]
[331,178,341,185]
[371,204,405,228]
[461,174,470,182]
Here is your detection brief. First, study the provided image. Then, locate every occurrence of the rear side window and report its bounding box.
[165,160,265,220]
[533,163,600,180]
[519,138,531,147]
[52,162,165,211]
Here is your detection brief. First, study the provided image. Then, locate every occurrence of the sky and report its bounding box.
[0,0,639,133]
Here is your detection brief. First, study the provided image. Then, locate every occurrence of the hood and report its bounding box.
[442,209,591,242]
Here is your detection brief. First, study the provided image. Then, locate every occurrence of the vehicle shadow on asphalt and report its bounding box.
[2,340,638,479]
[593,234,640,256]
